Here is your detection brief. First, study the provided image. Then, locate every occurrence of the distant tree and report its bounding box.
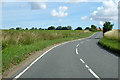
[75,27,82,30]
[67,26,72,30]
[39,28,42,30]
[85,27,90,30]
[35,28,37,30]
[62,27,68,30]
[9,28,15,30]
[48,26,55,30]
[103,22,113,34]
[56,26,62,30]
[30,27,35,30]
[89,25,97,32]
[16,27,22,30]
[99,27,101,30]
[25,28,28,30]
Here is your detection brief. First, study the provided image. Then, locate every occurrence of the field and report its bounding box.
[2,30,94,72]
[99,29,120,53]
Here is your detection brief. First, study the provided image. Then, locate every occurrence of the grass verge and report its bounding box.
[98,37,120,54]
[2,31,94,72]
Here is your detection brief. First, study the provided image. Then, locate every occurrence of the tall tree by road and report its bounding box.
[103,22,113,34]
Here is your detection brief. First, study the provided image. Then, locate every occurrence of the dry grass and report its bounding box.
[2,30,94,71]
[104,29,120,42]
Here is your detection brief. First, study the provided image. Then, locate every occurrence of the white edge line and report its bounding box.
[14,32,97,79]
[14,42,69,79]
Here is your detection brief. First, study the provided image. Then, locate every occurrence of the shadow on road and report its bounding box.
[97,42,120,57]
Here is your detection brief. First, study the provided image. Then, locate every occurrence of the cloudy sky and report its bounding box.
[2,0,119,29]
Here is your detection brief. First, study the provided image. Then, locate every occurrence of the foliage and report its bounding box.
[67,26,72,30]
[85,27,90,30]
[89,25,97,32]
[16,27,22,30]
[103,22,113,34]
[75,27,82,30]
[2,30,94,71]
[48,26,55,30]
[56,26,62,30]
[99,37,120,53]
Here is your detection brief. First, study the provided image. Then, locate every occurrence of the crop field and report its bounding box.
[2,30,94,72]
[104,29,120,42]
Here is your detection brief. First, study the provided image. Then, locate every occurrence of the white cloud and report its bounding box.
[99,21,104,26]
[81,16,87,20]
[51,6,68,18]
[90,0,118,22]
[29,2,46,10]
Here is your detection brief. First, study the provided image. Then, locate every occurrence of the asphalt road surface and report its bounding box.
[11,32,118,79]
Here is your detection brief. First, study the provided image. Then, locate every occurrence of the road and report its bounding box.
[11,32,118,79]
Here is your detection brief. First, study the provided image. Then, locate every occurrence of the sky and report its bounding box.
[1,0,119,29]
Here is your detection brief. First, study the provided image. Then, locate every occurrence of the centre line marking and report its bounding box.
[76,48,78,54]
[80,58,85,63]
[79,58,100,80]
[76,44,79,47]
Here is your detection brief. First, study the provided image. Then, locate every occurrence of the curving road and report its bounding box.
[11,32,118,79]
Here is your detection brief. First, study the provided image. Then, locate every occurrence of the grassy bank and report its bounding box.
[99,29,120,53]
[2,30,94,72]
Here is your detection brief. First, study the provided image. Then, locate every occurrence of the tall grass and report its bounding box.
[104,29,120,42]
[2,30,93,71]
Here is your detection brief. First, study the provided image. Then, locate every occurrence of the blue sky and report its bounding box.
[2,1,118,29]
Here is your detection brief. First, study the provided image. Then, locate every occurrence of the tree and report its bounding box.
[25,28,28,30]
[39,28,42,30]
[99,27,101,30]
[67,26,72,30]
[62,27,68,30]
[48,26,55,30]
[35,28,37,30]
[85,27,90,30]
[103,22,113,34]
[56,26,62,30]
[75,27,82,30]
[89,25,97,32]
[16,27,22,30]
[9,28,15,30]
[30,27,35,30]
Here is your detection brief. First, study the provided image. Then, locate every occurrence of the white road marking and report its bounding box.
[85,64,89,68]
[80,58,85,63]
[13,33,97,79]
[88,68,100,79]
[76,44,79,47]
[79,58,100,80]
[13,41,71,80]
[76,48,78,54]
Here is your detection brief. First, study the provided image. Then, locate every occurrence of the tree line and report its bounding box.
[9,22,113,34]
[10,25,101,31]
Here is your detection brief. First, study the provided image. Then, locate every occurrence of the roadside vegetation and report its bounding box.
[99,22,120,54]
[2,29,96,72]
